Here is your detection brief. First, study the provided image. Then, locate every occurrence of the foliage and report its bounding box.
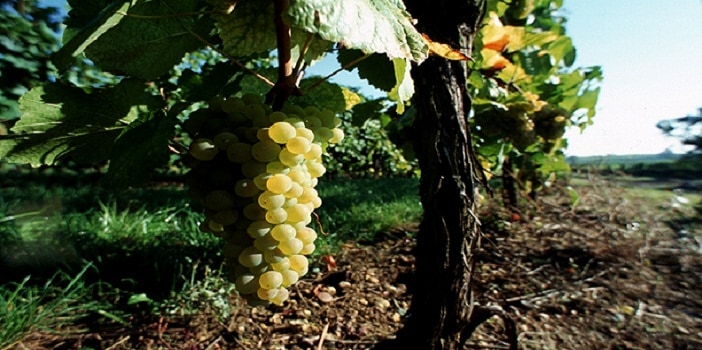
[657,107,702,156]
[0,0,61,120]
[469,0,602,195]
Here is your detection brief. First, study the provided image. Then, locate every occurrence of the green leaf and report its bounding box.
[293,79,347,113]
[177,61,244,102]
[337,50,395,91]
[287,0,428,62]
[102,109,178,188]
[213,1,332,62]
[53,1,130,72]
[350,99,385,127]
[388,58,414,114]
[83,0,207,80]
[575,88,600,118]
[0,80,162,166]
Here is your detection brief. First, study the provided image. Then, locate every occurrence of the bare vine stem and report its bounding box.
[266,0,300,110]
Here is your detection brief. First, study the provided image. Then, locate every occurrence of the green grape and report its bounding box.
[257,287,279,301]
[286,136,312,155]
[279,148,304,167]
[242,93,262,105]
[280,269,299,287]
[266,161,290,174]
[205,190,235,211]
[314,127,334,142]
[226,142,253,163]
[288,255,309,274]
[332,116,342,127]
[190,138,218,161]
[208,220,225,233]
[288,169,311,187]
[213,209,239,226]
[296,127,314,142]
[303,143,323,161]
[214,132,239,150]
[259,271,284,290]
[243,203,266,221]
[306,161,326,178]
[263,248,286,264]
[304,116,322,129]
[266,174,293,194]
[234,179,260,198]
[300,243,315,255]
[285,117,305,128]
[249,264,270,275]
[244,104,266,121]
[283,197,298,208]
[283,104,305,117]
[254,233,279,251]
[253,173,273,191]
[310,195,322,209]
[225,112,249,126]
[271,224,296,241]
[244,127,260,142]
[270,257,290,272]
[268,111,287,123]
[286,204,311,223]
[298,187,319,204]
[238,246,263,268]
[269,121,296,144]
[329,128,344,144]
[269,287,289,305]
[278,238,303,255]
[247,220,273,239]
[251,140,281,162]
[284,182,303,199]
[258,191,285,210]
[221,98,246,114]
[235,274,259,294]
[242,160,267,178]
[256,128,273,142]
[265,208,288,224]
[296,226,317,244]
[317,109,336,128]
[304,106,320,115]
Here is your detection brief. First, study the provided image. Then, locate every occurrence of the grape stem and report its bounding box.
[267,0,301,110]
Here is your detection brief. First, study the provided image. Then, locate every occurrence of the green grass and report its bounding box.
[0,176,422,346]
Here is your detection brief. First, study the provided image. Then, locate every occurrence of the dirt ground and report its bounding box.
[13,176,702,350]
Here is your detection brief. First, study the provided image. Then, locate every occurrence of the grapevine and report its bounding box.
[183,93,343,305]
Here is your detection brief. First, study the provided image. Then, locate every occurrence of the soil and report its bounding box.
[11,176,702,350]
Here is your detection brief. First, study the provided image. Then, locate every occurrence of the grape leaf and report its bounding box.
[101,108,179,188]
[213,1,332,62]
[337,50,395,91]
[388,58,414,114]
[53,1,129,72]
[0,79,162,166]
[287,0,428,62]
[293,79,347,113]
[82,0,207,80]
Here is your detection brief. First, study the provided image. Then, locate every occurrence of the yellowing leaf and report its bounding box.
[523,91,547,112]
[422,34,470,61]
[480,48,510,70]
[342,88,362,110]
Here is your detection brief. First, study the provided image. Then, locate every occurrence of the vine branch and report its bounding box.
[266,0,301,110]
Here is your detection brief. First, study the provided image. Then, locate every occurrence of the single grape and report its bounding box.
[278,238,303,255]
[247,220,273,239]
[298,187,319,204]
[329,128,344,144]
[208,220,224,233]
[288,255,309,274]
[242,160,267,179]
[270,257,291,271]
[258,191,286,210]
[221,98,246,114]
[234,274,259,294]
[269,121,296,144]
[271,224,296,241]
[243,203,266,221]
[286,136,312,155]
[303,116,322,129]
[238,246,263,268]
[280,269,299,287]
[284,182,303,199]
[259,271,283,289]
[257,287,279,302]
[190,138,218,161]
[226,142,253,163]
[213,209,239,226]
[303,143,323,161]
[234,179,260,198]
[266,174,293,194]
[306,161,326,178]
[286,204,311,223]
[266,161,290,174]
[254,233,279,251]
[300,243,315,255]
[279,148,304,167]
[265,208,288,224]
[214,132,239,150]
[269,287,289,305]
[268,111,287,123]
[295,226,317,244]
[284,117,305,128]
[317,109,336,128]
[251,140,281,162]
[296,127,315,142]
[314,127,334,143]
[263,248,286,264]
[256,128,273,142]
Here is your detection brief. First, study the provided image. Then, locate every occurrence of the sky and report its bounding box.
[36,0,702,156]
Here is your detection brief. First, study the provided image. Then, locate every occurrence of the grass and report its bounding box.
[0,176,422,346]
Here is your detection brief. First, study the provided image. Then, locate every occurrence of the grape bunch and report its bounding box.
[183,94,343,305]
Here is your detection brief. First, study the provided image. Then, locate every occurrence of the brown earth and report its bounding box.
[12,176,702,350]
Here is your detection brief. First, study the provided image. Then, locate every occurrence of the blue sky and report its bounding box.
[39,0,702,156]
